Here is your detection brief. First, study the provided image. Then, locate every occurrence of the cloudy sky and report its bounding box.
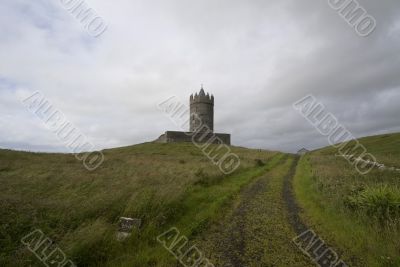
[1,0,399,153]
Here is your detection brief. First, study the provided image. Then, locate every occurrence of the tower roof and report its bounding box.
[199,88,205,96]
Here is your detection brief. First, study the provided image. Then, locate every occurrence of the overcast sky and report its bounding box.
[0,0,399,153]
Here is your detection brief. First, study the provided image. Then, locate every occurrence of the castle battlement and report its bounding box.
[190,88,214,105]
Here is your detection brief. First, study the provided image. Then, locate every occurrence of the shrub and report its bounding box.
[254,159,266,167]
[345,185,400,224]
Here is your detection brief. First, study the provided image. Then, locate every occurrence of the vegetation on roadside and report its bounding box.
[293,133,400,267]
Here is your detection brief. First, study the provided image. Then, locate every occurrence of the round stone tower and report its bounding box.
[190,87,214,132]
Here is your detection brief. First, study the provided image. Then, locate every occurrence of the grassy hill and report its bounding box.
[1,133,399,267]
[294,132,400,266]
[0,142,280,266]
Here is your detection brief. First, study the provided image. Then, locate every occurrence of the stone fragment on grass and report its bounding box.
[116,217,141,241]
[119,217,141,232]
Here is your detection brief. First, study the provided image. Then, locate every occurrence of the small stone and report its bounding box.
[119,217,141,232]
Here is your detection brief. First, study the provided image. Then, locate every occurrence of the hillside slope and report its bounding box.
[0,142,278,266]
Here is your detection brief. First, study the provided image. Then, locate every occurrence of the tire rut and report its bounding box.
[282,156,308,235]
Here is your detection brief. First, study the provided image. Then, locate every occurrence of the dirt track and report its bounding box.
[197,156,312,266]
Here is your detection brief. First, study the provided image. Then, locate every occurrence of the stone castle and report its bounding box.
[157,87,231,145]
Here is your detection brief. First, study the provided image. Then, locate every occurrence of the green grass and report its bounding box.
[293,132,400,267]
[0,142,279,266]
[122,152,286,266]
[316,132,400,166]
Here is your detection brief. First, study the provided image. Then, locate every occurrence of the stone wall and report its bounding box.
[156,131,230,145]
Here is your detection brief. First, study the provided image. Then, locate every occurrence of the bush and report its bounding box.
[254,159,266,167]
[345,185,400,224]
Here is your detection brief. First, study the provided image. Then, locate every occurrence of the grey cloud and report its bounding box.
[0,0,399,153]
